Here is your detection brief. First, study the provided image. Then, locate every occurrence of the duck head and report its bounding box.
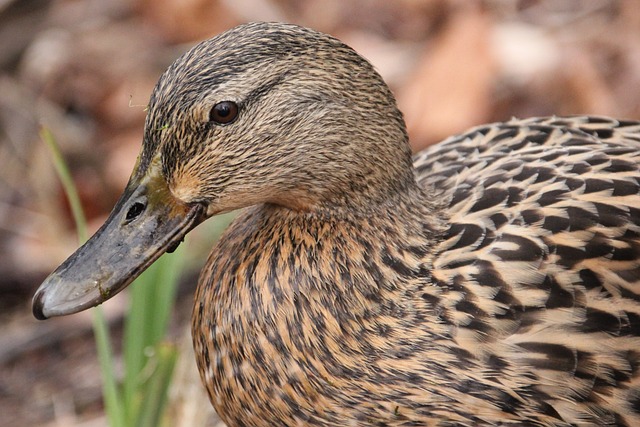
[32,22,414,319]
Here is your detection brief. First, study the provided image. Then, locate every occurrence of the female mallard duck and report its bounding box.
[33,22,640,426]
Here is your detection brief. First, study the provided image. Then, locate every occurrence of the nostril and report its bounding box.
[125,201,146,222]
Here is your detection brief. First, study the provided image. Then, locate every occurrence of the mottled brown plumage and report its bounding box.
[34,23,640,426]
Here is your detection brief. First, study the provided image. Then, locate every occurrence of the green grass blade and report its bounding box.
[41,127,126,427]
[123,248,183,424]
[149,248,183,343]
[122,275,149,422]
[136,344,179,427]
[93,308,127,427]
[40,127,88,243]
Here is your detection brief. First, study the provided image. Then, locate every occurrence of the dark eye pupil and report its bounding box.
[210,101,238,124]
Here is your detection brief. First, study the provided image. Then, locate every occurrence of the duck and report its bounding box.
[32,22,640,426]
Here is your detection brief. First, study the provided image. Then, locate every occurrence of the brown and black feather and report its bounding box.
[134,23,640,426]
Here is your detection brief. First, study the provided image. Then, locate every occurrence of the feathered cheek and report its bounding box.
[169,170,205,203]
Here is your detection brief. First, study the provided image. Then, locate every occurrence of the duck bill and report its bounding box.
[32,164,206,320]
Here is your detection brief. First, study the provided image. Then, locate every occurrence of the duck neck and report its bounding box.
[300,161,435,222]
[195,174,451,422]
[266,176,448,308]
[330,176,446,256]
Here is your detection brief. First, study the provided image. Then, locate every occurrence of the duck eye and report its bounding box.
[209,101,238,124]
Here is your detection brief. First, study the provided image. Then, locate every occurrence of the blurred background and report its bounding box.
[1,0,639,425]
